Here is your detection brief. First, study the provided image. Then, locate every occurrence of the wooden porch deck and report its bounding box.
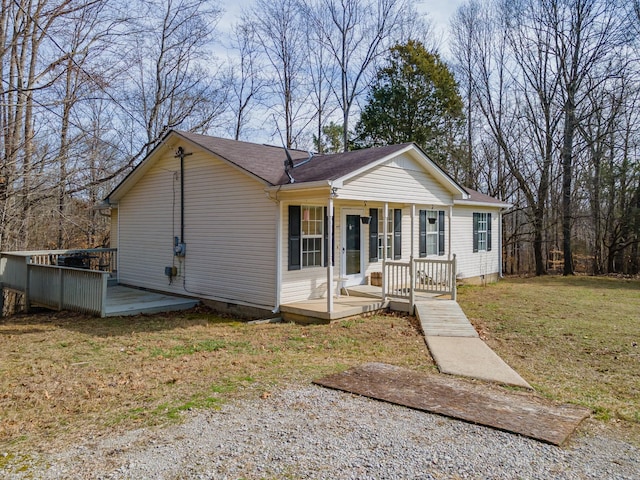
[104,285,199,317]
[280,284,448,323]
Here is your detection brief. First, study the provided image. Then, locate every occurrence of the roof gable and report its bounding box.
[106,130,508,206]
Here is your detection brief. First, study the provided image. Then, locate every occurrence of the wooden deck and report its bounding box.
[280,295,389,323]
[105,285,199,317]
[279,284,447,323]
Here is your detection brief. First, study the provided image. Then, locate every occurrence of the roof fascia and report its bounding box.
[265,179,341,192]
[454,199,512,209]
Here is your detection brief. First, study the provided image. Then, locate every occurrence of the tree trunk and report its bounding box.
[561,93,576,276]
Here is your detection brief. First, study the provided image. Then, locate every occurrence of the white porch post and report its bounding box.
[498,210,503,278]
[274,200,282,312]
[410,204,415,313]
[326,196,334,313]
[448,205,453,260]
[381,202,388,301]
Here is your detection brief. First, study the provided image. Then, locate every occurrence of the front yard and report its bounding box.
[1,275,638,455]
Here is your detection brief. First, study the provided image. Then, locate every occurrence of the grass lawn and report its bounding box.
[0,275,638,456]
[0,309,433,453]
[458,275,640,443]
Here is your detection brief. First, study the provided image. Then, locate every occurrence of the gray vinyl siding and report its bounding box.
[118,147,278,309]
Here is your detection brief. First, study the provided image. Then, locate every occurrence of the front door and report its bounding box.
[342,209,364,286]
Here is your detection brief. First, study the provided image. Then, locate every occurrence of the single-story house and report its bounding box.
[103,130,509,319]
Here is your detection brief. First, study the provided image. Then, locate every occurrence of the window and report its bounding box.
[289,205,331,270]
[473,212,492,252]
[377,208,394,260]
[420,210,445,257]
[368,208,402,262]
[301,206,323,267]
[426,211,438,256]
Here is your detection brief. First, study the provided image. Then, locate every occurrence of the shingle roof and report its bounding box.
[177,130,412,186]
[177,131,309,185]
[461,187,511,206]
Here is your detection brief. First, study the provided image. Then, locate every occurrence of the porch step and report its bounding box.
[280,297,389,324]
[344,284,383,299]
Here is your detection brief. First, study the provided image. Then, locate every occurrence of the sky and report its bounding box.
[212,0,466,145]
[216,0,465,57]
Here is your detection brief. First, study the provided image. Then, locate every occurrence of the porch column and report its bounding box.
[381,203,388,301]
[326,196,334,313]
[448,205,453,260]
[410,204,415,312]
[499,210,503,278]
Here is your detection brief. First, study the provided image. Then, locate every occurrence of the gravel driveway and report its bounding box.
[4,386,639,479]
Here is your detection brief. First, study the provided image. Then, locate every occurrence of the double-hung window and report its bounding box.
[419,209,445,257]
[289,205,331,270]
[473,212,492,252]
[426,211,438,256]
[301,206,323,267]
[377,208,394,260]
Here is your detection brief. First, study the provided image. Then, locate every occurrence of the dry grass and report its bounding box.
[0,309,433,453]
[2,275,638,454]
[458,275,640,443]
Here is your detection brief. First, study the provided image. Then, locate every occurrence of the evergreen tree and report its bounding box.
[354,40,464,166]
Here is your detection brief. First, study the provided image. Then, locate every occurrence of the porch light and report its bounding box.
[360,216,372,225]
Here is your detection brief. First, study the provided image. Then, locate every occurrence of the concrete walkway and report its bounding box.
[415,300,532,389]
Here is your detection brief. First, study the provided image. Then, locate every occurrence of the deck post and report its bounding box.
[100,272,108,317]
[382,203,388,300]
[58,267,64,310]
[451,254,457,301]
[24,256,31,313]
[326,195,334,314]
[410,204,415,313]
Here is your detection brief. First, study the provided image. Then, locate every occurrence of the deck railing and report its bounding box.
[414,256,457,299]
[0,249,116,316]
[384,255,457,307]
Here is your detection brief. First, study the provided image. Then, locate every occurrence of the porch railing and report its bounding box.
[0,249,116,316]
[384,255,457,306]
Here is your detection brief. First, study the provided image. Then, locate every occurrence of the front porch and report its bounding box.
[281,287,389,324]
[281,254,457,323]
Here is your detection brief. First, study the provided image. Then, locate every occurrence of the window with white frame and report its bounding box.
[426,211,438,256]
[477,212,488,252]
[301,206,323,267]
[377,208,394,259]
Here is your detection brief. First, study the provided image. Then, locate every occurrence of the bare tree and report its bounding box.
[124,0,228,156]
[245,0,308,148]
[544,0,628,275]
[227,21,267,141]
[305,0,420,151]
